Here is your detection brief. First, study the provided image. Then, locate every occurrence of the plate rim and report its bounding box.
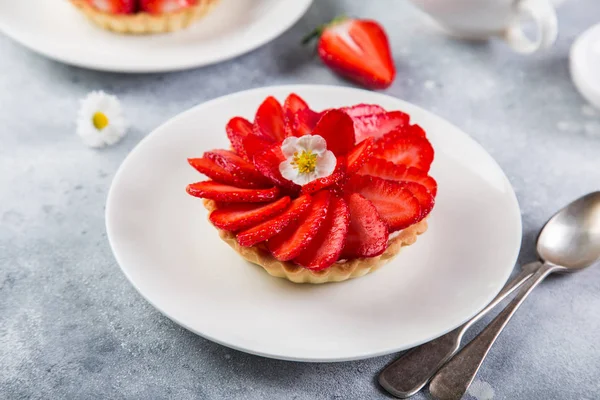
[0,0,313,73]
[106,84,522,362]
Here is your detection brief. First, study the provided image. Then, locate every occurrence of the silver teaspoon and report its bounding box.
[429,191,600,400]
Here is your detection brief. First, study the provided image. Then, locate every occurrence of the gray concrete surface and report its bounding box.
[2,0,600,399]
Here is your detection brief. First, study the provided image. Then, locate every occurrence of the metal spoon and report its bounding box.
[428,191,600,400]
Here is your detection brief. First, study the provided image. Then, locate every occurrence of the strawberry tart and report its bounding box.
[186,93,437,284]
[70,0,220,34]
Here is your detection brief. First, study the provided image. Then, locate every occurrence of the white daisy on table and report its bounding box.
[77,91,127,148]
[279,135,336,186]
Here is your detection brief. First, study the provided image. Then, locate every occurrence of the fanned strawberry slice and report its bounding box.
[346,175,421,231]
[93,0,136,14]
[341,193,389,258]
[353,111,410,143]
[188,157,266,189]
[253,96,285,142]
[294,196,350,270]
[360,158,437,196]
[346,137,374,174]
[341,104,386,118]
[242,134,274,161]
[378,134,434,172]
[209,196,291,232]
[267,191,331,261]
[293,108,322,137]
[374,124,427,153]
[301,159,346,194]
[311,109,356,156]
[252,146,300,191]
[187,181,280,203]
[283,93,309,137]
[401,181,434,220]
[226,117,254,159]
[205,149,272,186]
[237,194,312,247]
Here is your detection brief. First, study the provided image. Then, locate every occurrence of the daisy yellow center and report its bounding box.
[92,112,109,131]
[292,150,318,174]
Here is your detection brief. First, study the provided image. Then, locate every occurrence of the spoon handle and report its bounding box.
[428,262,560,400]
[378,262,541,399]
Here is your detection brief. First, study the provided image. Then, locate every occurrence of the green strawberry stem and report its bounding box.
[301,15,348,45]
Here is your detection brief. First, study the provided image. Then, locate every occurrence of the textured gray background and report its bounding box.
[2,0,600,399]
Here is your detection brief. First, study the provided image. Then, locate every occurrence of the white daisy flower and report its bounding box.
[279,135,336,186]
[77,91,127,148]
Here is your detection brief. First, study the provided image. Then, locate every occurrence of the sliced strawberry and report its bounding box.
[204,149,271,186]
[186,181,280,203]
[236,195,311,247]
[374,124,427,153]
[294,196,350,270]
[88,0,136,14]
[267,191,331,261]
[402,181,434,220]
[311,109,356,156]
[301,159,346,194]
[341,104,386,118]
[346,137,374,174]
[293,108,322,137]
[283,93,310,137]
[341,193,389,258]
[359,158,437,196]
[226,117,253,159]
[242,134,274,161]
[188,157,264,189]
[346,175,421,231]
[378,134,434,172]
[209,196,291,232]
[253,96,285,142]
[139,0,194,14]
[252,146,300,191]
[353,111,410,143]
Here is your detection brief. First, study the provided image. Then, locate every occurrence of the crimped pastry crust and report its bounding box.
[70,0,220,34]
[204,200,428,284]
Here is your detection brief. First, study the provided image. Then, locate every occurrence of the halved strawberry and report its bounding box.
[139,0,194,14]
[242,134,273,161]
[301,159,346,194]
[346,175,421,231]
[88,0,136,14]
[378,134,434,172]
[346,137,374,174]
[267,191,331,261]
[188,157,264,189]
[402,181,434,220]
[341,104,386,118]
[294,196,350,270]
[341,193,389,258]
[209,196,291,232]
[226,117,253,159]
[237,194,311,247]
[252,146,300,191]
[253,96,285,142]
[293,108,322,137]
[186,181,280,203]
[353,111,410,143]
[283,93,309,137]
[204,149,271,186]
[311,109,356,156]
[359,158,437,196]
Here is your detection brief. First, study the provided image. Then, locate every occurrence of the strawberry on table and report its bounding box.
[341,193,389,259]
[304,17,396,90]
[88,0,136,13]
[139,0,195,14]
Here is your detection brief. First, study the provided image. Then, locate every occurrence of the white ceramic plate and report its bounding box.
[106,85,522,362]
[0,0,312,72]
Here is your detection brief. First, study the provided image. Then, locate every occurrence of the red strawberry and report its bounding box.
[304,17,396,90]
[242,134,273,161]
[346,137,374,174]
[346,175,421,231]
[293,108,322,137]
[378,134,434,172]
[186,181,280,203]
[209,196,291,232]
[359,158,437,196]
[237,194,311,247]
[402,181,435,220]
[341,193,389,258]
[341,104,386,118]
[88,0,136,13]
[139,0,195,14]
[267,191,331,261]
[204,149,272,186]
[353,111,410,143]
[252,146,300,192]
[311,109,356,156]
[301,159,346,194]
[294,196,350,270]
[188,157,266,189]
[253,96,285,142]
[226,117,253,159]
[283,93,309,137]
